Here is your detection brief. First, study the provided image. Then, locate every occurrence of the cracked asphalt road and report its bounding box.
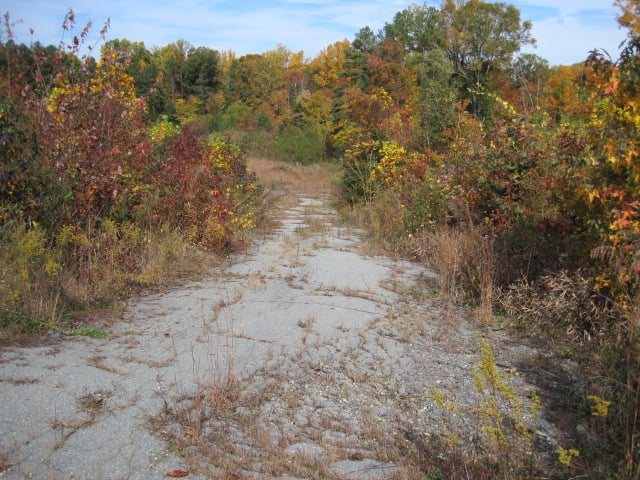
[0,161,566,479]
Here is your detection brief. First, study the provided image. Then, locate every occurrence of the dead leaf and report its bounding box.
[165,469,188,477]
[350,452,365,461]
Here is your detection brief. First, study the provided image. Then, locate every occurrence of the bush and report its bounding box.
[341,141,381,204]
[149,129,260,251]
[219,102,253,130]
[344,189,409,254]
[403,175,450,234]
[0,29,263,337]
[0,95,43,225]
[272,125,325,164]
[0,222,62,336]
[237,129,274,158]
[499,270,617,342]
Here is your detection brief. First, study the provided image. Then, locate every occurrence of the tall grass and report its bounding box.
[340,190,410,256]
[415,224,495,321]
[0,222,63,335]
[0,220,214,340]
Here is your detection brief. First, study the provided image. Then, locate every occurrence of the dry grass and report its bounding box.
[414,224,495,323]
[245,158,340,241]
[77,389,112,413]
[154,316,551,479]
[156,366,391,479]
[499,270,616,342]
[0,221,219,343]
[246,157,340,198]
[62,227,218,308]
[86,354,129,376]
[296,209,333,241]
[0,450,12,473]
[339,190,409,257]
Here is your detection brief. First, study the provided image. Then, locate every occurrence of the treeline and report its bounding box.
[2,0,640,476]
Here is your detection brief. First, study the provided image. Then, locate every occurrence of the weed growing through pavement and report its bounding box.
[162,289,241,452]
[297,313,317,330]
[424,339,543,478]
[2,376,39,386]
[0,449,13,473]
[49,388,115,451]
[68,326,108,339]
[77,389,112,413]
[280,234,304,268]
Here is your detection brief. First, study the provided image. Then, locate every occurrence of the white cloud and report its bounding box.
[512,0,627,64]
[522,15,625,64]
[1,0,628,64]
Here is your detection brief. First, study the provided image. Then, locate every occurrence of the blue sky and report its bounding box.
[1,0,628,66]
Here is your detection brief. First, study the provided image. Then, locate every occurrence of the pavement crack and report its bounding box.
[241,299,382,316]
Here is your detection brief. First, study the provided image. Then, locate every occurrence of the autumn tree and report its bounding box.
[509,53,550,113]
[366,38,411,104]
[156,39,191,107]
[383,3,444,54]
[617,0,640,34]
[408,47,456,149]
[224,45,307,129]
[541,63,593,122]
[309,39,350,89]
[442,0,535,117]
[0,40,71,95]
[339,27,380,91]
[183,46,220,99]
[379,3,455,148]
[226,53,274,107]
[102,39,165,116]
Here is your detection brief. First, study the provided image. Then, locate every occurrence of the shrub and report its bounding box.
[346,189,409,255]
[272,124,325,164]
[426,339,543,478]
[256,110,271,130]
[341,141,382,204]
[402,174,450,234]
[149,114,181,143]
[0,95,43,225]
[498,270,617,342]
[0,222,62,336]
[220,102,253,129]
[0,18,262,337]
[148,128,260,251]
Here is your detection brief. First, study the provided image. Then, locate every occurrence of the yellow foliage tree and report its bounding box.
[309,39,350,89]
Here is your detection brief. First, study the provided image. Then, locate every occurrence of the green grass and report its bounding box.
[68,326,108,339]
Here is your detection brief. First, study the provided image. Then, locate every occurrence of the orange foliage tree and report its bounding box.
[584,48,640,300]
[42,47,149,226]
[581,38,640,475]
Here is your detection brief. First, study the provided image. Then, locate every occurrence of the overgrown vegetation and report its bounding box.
[3,0,640,476]
[0,11,261,339]
[328,2,640,477]
[420,339,543,480]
